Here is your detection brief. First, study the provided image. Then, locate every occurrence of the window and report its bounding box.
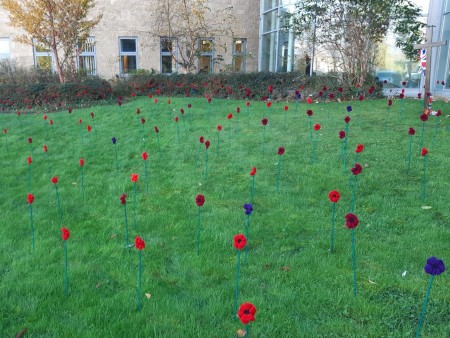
[78,37,96,75]
[232,38,247,72]
[33,41,53,72]
[199,38,213,73]
[160,37,177,74]
[119,37,137,75]
[0,37,10,60]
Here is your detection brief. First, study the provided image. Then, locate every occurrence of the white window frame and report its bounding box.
[232,38,247,72]
[160,37,177,74]
[33,39,54,72]
[198,38,214,73]
[119,37,138,75]
[78,37,97,75]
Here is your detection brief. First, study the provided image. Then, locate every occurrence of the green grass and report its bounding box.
[0,96,449,337]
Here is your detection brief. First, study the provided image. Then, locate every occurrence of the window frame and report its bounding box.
[119,37,138,75]
[77,37,97,75]
[160,37,177,74]
[232,38,247,72]
[198,37,214,73]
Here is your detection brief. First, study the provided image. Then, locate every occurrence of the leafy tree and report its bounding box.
[1,0,102,83]
[148,0,236,73]
[286,0,425,86]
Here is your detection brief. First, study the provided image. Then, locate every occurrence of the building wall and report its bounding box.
[0,0,260,80]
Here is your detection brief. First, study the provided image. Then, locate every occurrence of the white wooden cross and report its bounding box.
[413,25,446,112]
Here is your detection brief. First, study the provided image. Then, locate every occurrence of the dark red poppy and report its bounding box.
[180,109,185,115]
[50,120,54,125]
[306,97,313,104]
[43,144,48,152]
[134,236,145,250]
[399,93,404,99]
[51,176,58,184]
[27,156,32,165]
[87,125,92,132]
[148,94,153,99]
[402,81,406,86]
[227,113,233,119]
[261,118,268,126]
[237,302,257,325]
[339,130,346,139]
[233,234,247,250]
[351,163,362,175]
[187,104,192,108]
[167,99,171,104]
[154,98,158,104]
[278,147,285,155]
[408,127,415,135]
[328,190,340,203]
[216,125,223,131]
[329,93,335,99]
[120,193,127,205]
[154,126,159,133]
[337,87,343,93]
[318,91,323,97]
[174,116,179,122]
[267,85,273,94]
[90,112,94,118]
[195,194,205,207]
[420,113,428,122]
[418,93,422,99]
[249,166,256,176]
[355,144,364,153]
[205,140,210,150]
[142,152,148,160]
[61,227,70,241]
[388,99,392,106]
[28,137,32,144]
[17,111,21,116]
[421,148,428,156]
[344,116,350,123]
[236,107,240,113]
[79,158,84,167]
[131,173,138,183]
[3,128,6,134]
[345,213,359,229]
[436,109,442,116]
[136,108,140,114]
[141,118,145,125]
[43,115,47,120]
[79,119,83,124]
[199,136,204,144]
[27,193,34,204]
[313,123,321,131]
[246,101,250,107]
[284,106,288,111]
[322,85,327,91]
[68,108,72,114]
[359,95,364,101]
[266,101,272,108]
[306,109,313,116]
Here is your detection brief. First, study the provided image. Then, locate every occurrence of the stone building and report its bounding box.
[0,0,298,80]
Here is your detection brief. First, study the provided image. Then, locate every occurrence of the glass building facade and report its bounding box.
[259,0,296,72]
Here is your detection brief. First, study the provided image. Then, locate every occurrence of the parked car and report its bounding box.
[375,70,402,87]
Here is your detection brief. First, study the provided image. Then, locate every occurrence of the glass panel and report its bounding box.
[199,55,212,73]
[200,40,212,53]
[120,39,136,53]
[233,56,242,72]
[161,39,173,53]
[262,10,278,33]
[234,40,243,53]
[35,44,50,53]
[36,56,52,70]
[161,55,172,73]
[121,55,137,73]
[79,55,96,75]
[81,38,95,53]
[263,0,279,11]
[261,32,277,71]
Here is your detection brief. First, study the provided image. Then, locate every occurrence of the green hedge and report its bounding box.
[123,71,383,101]
[0,77,112,112]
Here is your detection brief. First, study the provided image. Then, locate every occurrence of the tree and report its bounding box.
[148,0,236,73]
[1,0,102,83]
[286,0,425,86]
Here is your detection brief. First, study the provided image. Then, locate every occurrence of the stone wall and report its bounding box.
[0,0,260,80]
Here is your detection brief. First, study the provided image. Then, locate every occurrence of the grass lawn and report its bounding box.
[0,96,449,337]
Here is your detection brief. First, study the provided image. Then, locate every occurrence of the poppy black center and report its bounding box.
[244,310,250,314]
